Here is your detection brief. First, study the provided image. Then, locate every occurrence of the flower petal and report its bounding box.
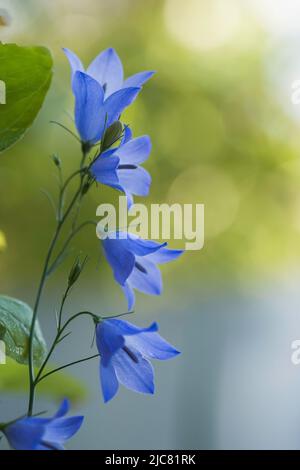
[123,71,155,88]
[53,399,70,418]
[43,416,84,443]
[112,348,155,394]
[123,233,167,256]
[117,165,151,197]
[96,321,124,365]
[4,419,45,450]
[128,257,162,295]
[103,87,140,128]
[126,331,180,360]
[146,247,184,264]
[63,48,84,85]
[100,361,119,403]
[122,282,136,310]
[91,154,120,187]
[102,237,135,285]
[73,71,105,143]
[121,126,133,145]
[115,136,151,164]
[87,48,124,97]
[107,318,158,336]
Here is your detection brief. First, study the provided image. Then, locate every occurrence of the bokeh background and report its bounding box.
[2,0,300,449]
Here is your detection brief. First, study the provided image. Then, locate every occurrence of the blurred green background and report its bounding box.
[2,0,300,450]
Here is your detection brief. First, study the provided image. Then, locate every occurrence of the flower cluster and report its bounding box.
[1,47,183,450]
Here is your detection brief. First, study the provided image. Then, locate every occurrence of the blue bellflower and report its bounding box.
[63,47,155,99]
[3,399,83,450]
[91,127,151,207]
[73,71,140,144]
[102,232,183,309]
[96,318,180,402]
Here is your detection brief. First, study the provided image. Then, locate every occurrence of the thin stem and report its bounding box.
[102,310,134,319]
[27,223,63,416]
[27,153,87,416]
[58,284,71,331]
[60,168,87,197]
[50,120,80,142]
[60,311,98,334]
[35,311,97,385]
[37,354,100,384]
[47,220,96,276]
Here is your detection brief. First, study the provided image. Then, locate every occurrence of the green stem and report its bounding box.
[37,353,100,384]
[27,153,87,416]
[34,311,97,386]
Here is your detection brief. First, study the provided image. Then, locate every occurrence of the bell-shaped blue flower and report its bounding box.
[91,127,151,207]
[3,399,83,450]
[101,232,183,309]
[73,71,140,144]
[63,47,154,98]
[96,318,180,402]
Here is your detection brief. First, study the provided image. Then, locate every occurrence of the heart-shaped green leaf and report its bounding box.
[0,295,47,366]
[0,43,53,152]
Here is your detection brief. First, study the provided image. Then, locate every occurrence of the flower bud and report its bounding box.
[68,256,88,287]
[51,153,61,168]
[102,121,123,151]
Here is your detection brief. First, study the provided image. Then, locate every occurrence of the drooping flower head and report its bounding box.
[96,318,180,402]
[3,399,83,450]
[101,232,183,309]
[63,47,155,98]
[91,126,151,208]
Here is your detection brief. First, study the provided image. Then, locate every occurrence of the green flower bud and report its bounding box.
[102,121,123,151]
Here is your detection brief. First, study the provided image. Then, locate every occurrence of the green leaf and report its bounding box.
[0,43,53,152]
[0,295,47,366]
[0,358,87,403]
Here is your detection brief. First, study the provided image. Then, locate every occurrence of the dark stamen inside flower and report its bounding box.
[103,82,107,93]
[123,346,139,363]
[135,261,147,274]
[118,164,137,170]
[42,441,59,450]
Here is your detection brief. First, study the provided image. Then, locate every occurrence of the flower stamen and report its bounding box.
[123,346,139,363]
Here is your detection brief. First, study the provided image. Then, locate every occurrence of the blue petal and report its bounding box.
[117,165,151,197]
[91,154,120,187]
[103,87,140,128]
[123,71,155,88]
[96,321,124,365]
[87,48,124,97]
[122,282,136,310]
[123,233,167,256]
[43,416,84,443]
[121,125,133,145]
[146,247,184,264]
[100,361,119,402]
[63,48,84,85]
[128,256,162,295]
[115,136,151,164]
[73,71,105,143]
[126,331,180,361]
[112,347,155,394]
[102,237,135,285]
[4,419,45,450]
[53,399,70,418]
[124,190,134,209]
[107,318,158,336]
